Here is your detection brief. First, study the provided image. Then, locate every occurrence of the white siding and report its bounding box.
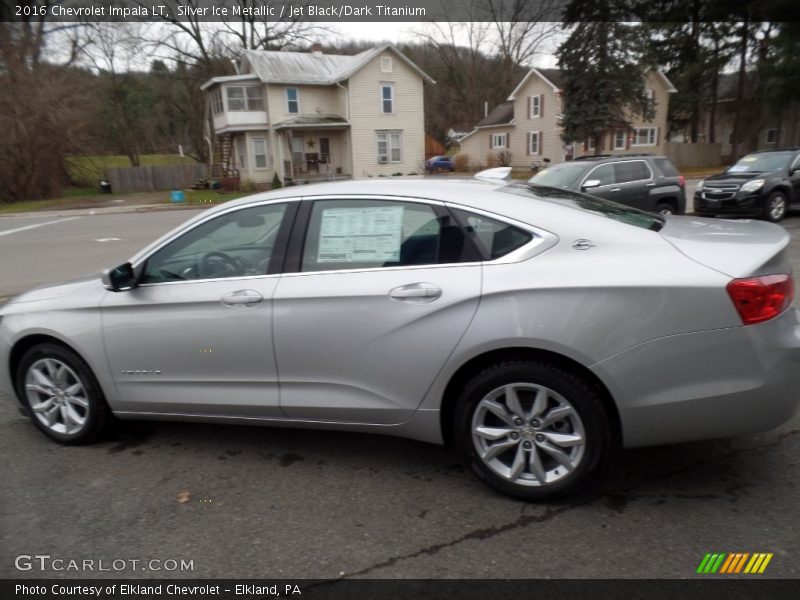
[348,50,426,177]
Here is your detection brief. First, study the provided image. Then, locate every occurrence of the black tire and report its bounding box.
[15,342,111,444]
[655,202,676,216]
[763,191,787,223]
[453,360,613,501]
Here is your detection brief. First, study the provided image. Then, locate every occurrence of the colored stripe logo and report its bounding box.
[696,552,773,574]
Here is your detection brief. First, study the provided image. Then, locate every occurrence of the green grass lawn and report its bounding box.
[65,154,197,187]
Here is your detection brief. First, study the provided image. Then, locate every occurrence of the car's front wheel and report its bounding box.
[764,191,787,223]
[16,343,110,444]
[454,360,613,500]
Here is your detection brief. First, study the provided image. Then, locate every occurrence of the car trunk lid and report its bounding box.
[659,217,791,278]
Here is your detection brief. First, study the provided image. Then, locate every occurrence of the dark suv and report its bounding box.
[694,148,800,222]
[528,154,686,215]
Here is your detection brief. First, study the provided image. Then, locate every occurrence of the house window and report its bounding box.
[253,138,268,169]
[226,86,264,111]
[529,131,541,155]
[381,57,393,73]
[529,95,541,118]
[766,129,777,144]
[211,88,224,115]
[632,127,657,146]
[727,130,734,144]
[586,137,596,151]
[614,130,626,150]
[647,88,656,101]
[377,131,402,163]
[286,88,299,114]
[491,133,508,149]
[381,84,394,114]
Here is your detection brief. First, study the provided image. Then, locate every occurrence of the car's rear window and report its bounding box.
[499,184,664,231]
[653,158,679,177]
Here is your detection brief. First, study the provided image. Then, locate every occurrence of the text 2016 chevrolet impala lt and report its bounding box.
[1,177,799,500]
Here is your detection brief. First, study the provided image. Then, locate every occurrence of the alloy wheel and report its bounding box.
[769,195,786,221]
[25,358,89,435]
[471,383,586,487]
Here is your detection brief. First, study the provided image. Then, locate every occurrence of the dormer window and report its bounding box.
[286,87,299,114]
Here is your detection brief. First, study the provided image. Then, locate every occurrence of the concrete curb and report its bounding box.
[0,203,207,220]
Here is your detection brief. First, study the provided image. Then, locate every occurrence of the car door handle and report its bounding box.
[646,182,656,187]
[389,283,442,303]
[609,188,621,192]
[221,289,263,308]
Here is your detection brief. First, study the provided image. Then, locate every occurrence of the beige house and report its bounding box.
[460,67,676,168]
[202,45,434,186]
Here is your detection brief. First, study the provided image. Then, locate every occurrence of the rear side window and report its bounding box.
[451,209,532,260]
[614,160,651,183]
[653,158,679,177]
[301,199,475,272]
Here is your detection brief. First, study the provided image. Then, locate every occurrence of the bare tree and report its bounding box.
[0,2,91,202]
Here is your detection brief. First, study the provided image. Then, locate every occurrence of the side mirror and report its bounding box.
[102,262,137,292]
[582,179,602,190]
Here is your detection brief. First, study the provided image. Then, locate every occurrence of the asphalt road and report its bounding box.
[1,207,799,580]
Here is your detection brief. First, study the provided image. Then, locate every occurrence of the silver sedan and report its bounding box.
[1,177,799,500]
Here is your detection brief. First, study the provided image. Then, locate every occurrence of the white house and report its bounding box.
[202,45,435,186]
[460,67,676,168]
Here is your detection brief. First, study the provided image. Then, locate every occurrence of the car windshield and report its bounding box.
[528,163,587,188]
[501,184,665,231]
[727,152,793,174]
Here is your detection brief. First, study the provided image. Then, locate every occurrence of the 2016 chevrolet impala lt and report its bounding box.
[1,175,799,500]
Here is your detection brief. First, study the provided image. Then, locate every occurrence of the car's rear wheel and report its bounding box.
[16,343,110,444]
[764,191,787,223]
[454,360,612,500]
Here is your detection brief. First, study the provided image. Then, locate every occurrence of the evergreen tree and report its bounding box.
[556,1,654,152]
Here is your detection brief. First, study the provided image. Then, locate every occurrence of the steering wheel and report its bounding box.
[198,251,244,278]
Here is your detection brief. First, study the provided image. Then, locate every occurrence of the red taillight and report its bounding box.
[726,274,794,325]
[678,175,686,187]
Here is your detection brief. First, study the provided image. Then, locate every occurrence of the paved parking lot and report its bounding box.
[1,208,799,579]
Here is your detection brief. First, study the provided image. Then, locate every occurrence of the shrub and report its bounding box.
[452,153,470,172]
[238,179,256,193]
[271,173,283,189]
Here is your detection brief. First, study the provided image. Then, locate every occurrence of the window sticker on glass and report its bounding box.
[318,206,404,263]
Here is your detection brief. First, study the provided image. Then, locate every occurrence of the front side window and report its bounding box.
[141,203,288,283]
[253,138,268,169]
[613,160,651,183]
[632,127,656,146]
[377,131,402,163]
[381,84,394,114]
[585,163,615,186]
[286,87,299,114]
[301,200,472,272]
[491,133,508,149]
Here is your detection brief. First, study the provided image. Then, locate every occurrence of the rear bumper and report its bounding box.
[592,308,800,448]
